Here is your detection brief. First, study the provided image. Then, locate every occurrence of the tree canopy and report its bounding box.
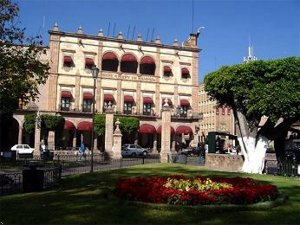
[115,116,140,135]
[0,0,49,116]
[94,115,140,137]
[204,57,300,137]
[205,57,300,173]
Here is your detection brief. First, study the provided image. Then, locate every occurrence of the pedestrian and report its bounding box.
[79,142,85,160]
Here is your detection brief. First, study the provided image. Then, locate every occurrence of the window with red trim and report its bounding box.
[85,58,94,70]
[163,66,172,77]
[102,52,118,72]
[121,54,138,73]
[140,56,156,75]
[181,68,190,79]
[63,55,74,68]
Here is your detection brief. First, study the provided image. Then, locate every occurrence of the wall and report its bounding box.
[205,153,244,172]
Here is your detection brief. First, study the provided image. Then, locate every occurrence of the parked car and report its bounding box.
[121,144,149,157]
[11,144,34,154]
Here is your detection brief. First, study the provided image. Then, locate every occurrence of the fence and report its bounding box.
[0,172,22,195]
[0,164,61,196]
[0,155,160,195]
[4,153,296,196]
[59,154,160,176]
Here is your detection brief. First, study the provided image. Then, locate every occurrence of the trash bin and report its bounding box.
[41,151,54,160]
[22,164,44,193]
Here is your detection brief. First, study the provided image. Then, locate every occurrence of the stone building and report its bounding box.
[13,23,202,153]
[198,83,235,142]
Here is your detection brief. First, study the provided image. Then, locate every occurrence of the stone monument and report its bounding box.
[112,119,122,159]
[34,111,41,158]
[160,98,171,163]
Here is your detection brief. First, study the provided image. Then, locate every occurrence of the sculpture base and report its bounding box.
[160,153,170,163]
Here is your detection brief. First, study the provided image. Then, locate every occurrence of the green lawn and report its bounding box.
[1,164,299,225]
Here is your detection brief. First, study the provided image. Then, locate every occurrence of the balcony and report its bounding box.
[60,106,70,111]
[123,110,132,115]
[171,112,203,121]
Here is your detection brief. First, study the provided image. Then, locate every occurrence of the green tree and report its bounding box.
[115,116,139,143]
[24,113,36,134]
[41,115,65,131]
[94,114,106,137]
[0,0,49,115]
[0,0,49,149]
[115,116,139,135]
[204,57,300,173]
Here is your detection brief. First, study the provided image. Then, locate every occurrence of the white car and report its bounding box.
[121,144,149,157]
[11,144,34,154]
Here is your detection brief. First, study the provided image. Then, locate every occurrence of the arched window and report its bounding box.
[163,66,172,77]
[140,56,155,75]
[181,68,190,79]
[121,54,138,73]
[63,55,74,67]
[85,58,94,70]
[102,52,118,72]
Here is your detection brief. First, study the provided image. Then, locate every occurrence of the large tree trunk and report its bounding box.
[235,111,268,174]
[238,135,268,174]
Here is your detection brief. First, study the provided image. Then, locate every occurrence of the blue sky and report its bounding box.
[18,0,299,82]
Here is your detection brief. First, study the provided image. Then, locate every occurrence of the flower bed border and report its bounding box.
[115,175,280,206]
[124,195,287,211]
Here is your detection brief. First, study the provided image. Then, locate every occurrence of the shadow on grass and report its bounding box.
[1,163,299,225]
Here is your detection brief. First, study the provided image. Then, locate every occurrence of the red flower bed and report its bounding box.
[115,175,279,205]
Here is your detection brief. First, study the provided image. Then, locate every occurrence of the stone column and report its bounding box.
[34,122,41,158]
[153,134,157,153]
[72,130,77,148]
[116,80,122,113]
[171,139,176,152]
[105,109,114,158]
[134,132,138,145]
[160,99,171,163]
[94,137,98,151]
[48,130,55,151]
[112,119,122,159]
[18,126,23,144]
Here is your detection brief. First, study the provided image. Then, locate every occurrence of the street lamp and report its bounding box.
[91,65,99,172]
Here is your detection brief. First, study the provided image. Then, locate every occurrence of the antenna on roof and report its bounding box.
[131,25,136,40]
[146,28,150,42]
[107,22,111,37]
[126,25,131,39]
[150,28,155,42]
[112,23,116,37]
[191,0,195,32]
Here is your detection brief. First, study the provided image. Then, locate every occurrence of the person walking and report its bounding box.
[79,142,85,160]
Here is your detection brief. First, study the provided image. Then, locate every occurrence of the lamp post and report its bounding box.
[91,66,99,172]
